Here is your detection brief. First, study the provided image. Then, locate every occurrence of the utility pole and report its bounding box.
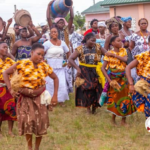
[14,5,17,13]
[93,0,95,5]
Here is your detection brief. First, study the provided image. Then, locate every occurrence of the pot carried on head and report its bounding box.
[50,0,73,18]
[14,9,31,27]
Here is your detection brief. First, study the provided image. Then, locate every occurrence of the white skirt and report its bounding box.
[46,68,69,103]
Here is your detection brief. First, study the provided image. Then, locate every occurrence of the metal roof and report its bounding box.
[82,1,109,15]
[101,0,150,6]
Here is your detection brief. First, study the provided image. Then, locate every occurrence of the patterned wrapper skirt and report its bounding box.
[107,70,136,117]
[17,94,49,137]
[0,86,17,121]
[75,65,102,108]
[132,76,150,118]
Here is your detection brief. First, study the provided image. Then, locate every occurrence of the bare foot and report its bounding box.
[87,108,92,114]
[121,121,129,127]
[92,106,96,114]
[59,102,66,107]
[8,132,15,137]
[48,105,53,111]
[111,120,117,127]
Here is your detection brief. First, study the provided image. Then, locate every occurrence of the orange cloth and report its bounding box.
[0,58,15,81]
[16,59,53,89]
[135,51,150,78]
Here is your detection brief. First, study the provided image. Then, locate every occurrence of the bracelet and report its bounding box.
[129,83,133,85]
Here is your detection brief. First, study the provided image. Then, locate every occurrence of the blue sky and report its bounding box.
[0,0,101,26]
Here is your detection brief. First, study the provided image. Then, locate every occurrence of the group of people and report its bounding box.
[0,1,150,149]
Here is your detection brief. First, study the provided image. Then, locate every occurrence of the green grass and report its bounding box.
[0,92,150,150]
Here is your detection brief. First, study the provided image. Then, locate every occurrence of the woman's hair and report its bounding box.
[90,19,98,27]
[31,43,44,51]
[82,33,95,44]
[138,18,149,26]
[110,36,119,45]
[109,23,122,32]
[50,26,58,31]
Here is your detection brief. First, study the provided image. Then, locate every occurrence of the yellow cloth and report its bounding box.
[0,58,15,81]
[135,51,150,79]
[103,48,127,72]
[79,62,105,88]
[16,59,53,89]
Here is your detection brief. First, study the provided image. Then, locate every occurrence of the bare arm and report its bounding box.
[68,51,81,76]
[27,25,34,38]
[101,61,111,83]
[66,51,71,59]
[11,42,18,57]
[29,22,42,43]
[49,72,59,105]
[126,59,139,93]
[105,52,127,62]
[104,35,111,50]
[68,3,74,31]
[7,53,15,60]
[126,59,138,85]
[47,1,54,29]
[129,40,135,51]
[3,64,17,90]
[49,72,58,97]
[101,47,107,55]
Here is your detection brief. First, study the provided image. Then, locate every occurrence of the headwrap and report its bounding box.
[54,18,68,26]
[121,17,132,22]
[40,22,47,27]
[105,17,124,29]
[98,21,106,27]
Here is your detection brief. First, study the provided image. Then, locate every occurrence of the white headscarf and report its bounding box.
[40,22,47,27]
[98,21,106,27]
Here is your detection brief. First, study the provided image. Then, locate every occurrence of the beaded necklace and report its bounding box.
[140,30,149,50]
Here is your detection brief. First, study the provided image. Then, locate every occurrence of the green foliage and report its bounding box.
[65,11,85,30]
[74,11,85,30]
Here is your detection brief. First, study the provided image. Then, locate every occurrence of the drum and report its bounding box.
[14,10,31,27]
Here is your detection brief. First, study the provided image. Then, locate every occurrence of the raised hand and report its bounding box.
[48,0,54,6]
[28,20,34,28]
[7,18,13,25]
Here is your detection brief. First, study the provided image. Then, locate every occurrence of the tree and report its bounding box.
[65,11,85,30]
[74,11,85,30]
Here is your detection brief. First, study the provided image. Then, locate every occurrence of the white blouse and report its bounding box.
[43,40,69,69]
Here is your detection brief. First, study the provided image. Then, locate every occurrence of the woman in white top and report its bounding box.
[43,27,71,106]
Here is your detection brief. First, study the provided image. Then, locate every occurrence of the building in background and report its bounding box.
[101,0,150,31]
[82,1,109,30]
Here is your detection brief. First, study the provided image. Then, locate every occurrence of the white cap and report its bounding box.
[98,21,106,27]
[40,22,47,27]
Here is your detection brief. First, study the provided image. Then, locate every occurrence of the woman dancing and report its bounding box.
[3,43,58,150]
[69,33,106,114]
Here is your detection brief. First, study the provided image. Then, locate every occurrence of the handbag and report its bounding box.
[40,90,52,106]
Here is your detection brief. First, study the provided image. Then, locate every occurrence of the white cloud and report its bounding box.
[0,0,101,26]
